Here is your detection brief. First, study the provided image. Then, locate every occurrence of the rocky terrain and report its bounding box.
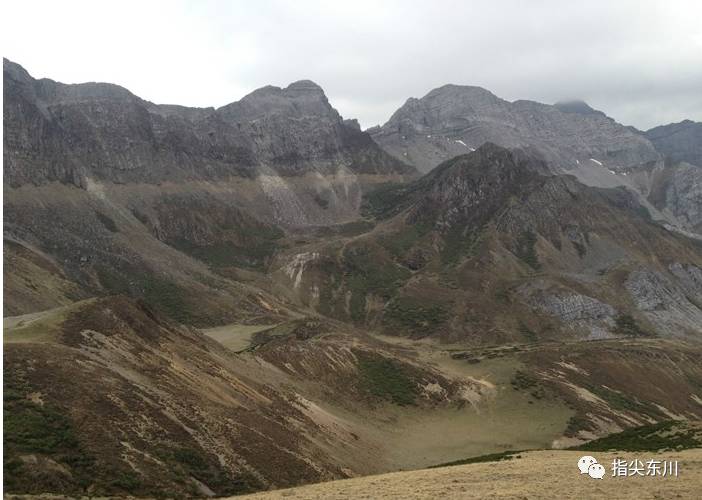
[369,87,658,174]
[4,60,702,498]
[276,144,702,342]
[645,120,702,167]
[4,58,413,226]
[368,85,702,237]
[647,161,702,233]
[3,58,411,318]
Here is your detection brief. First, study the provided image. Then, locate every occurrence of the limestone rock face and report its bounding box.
[370,84,660,174]
[3,58,413,226]
[517,281,617,339]
[648,162,702,233]
[625,268,702,337]
[645,120,702,167]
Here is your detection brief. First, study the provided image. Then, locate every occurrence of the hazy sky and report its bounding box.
[3,0,701,129]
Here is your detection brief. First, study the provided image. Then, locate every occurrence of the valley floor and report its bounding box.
[236,449,702,499]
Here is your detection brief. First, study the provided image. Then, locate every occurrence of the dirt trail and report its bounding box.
[236,449,702,499]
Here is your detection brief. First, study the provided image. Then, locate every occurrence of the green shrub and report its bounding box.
[441,226,483,265]
[572,421,702,452]
[384,296,448,334]
[518,322,538,342]
[95,211,118,233]
[167,446,260,496]
[613,314,650,337]
[3,378,96,494]
[380,222,432,259]
[515,230,540,270]
[343,245,410,322]
[142,276,192,324]
[430,450,521,468]
[357,353,418,406]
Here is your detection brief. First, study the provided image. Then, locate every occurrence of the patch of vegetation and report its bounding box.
[430,450,523,468]
[95,211,118,233]
[510,370,538,391]
[361,182,416,219]
[131,208,150,226]
[515,230,540,270]
[613,314,651,337]
[571,421,702,452]
[109,471,143,492]
[155,446,261,496]
[494,287,512,304]
[171,236,279,272]
[317,280,336,317]
[572,240,587,258]
[96,266,132,295]
[518,322,538,342]
[383,296,448,334]
[142,275,193,324]
[356,352,418,406]
[380,222,432,259]
[565,413,595,437]
[343,245,411,322]
[3,377,96,494]
[510,369,547,400]
[582,384,661,417]
[96,268,206,325]
[441,226,483,265]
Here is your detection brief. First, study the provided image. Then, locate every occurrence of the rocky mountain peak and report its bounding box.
[371,84,660,174]
[219,78,337,122]
[385,84,501,129]
[285,79,324,92]
[364,144,550,228]
[420,144,546,215]
[3,59,413,227]
[3,57,32,83]
[554,99,603,116]
[424,83,499,101]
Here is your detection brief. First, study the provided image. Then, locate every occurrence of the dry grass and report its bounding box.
[237,448,702,499]
[3,303,83,344]
[201,323,278,351]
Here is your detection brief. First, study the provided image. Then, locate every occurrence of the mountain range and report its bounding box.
[3,58,702,498]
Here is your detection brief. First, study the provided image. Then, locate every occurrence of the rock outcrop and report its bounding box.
[3,58,413,225]
[286,144,702,341]
[369,84,659,173]
[3,58,414,315]
[648,161,702,233]
[645,120,702,167]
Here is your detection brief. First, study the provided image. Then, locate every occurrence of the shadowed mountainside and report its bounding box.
[271,144,702,342]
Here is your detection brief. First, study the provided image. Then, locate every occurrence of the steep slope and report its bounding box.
[645,120,702,167]
[272,144,702,342]
[3,58,413,226]
[6,297,702,498]
[3,296,491,497]
[369,85,659,174]
[3,181,293,323]
[3,59,414,317]
[368,85,702,237]
[647,160,702,234]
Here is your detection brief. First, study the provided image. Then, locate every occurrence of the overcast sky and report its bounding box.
[3,0,701,130]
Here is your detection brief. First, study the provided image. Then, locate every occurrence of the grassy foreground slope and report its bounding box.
[237,449,702,500]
